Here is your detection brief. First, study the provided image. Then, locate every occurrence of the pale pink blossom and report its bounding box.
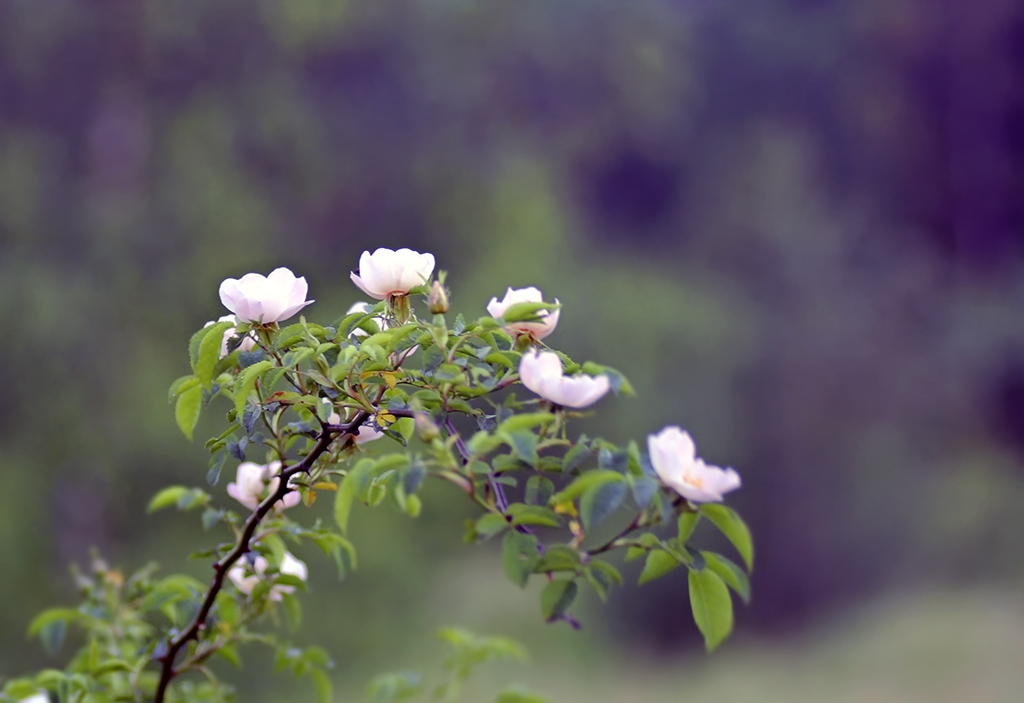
[647,426,741,503]
[228,551,308,601]
[518,349,610,408]
[486,287,560,340]
[226,461,301,511]
[350,248,435,300]
[219,267,312,324]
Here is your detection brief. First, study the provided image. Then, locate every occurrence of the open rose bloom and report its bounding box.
[226,461,301,512]
[486,286,560,340]
[350,248,435,300]
[647,426,741,503]
[228,551,308,602]
[519,349,610,408]
[219,267,312,324]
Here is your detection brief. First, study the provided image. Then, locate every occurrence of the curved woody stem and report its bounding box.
[152,411,370,703]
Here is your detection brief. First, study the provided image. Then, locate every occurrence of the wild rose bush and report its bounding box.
[2,248,752,703]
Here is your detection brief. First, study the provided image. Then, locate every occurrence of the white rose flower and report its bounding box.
[486,287,560,340]
[518,349,610,408]
[226,461,301,511]
[354,423,384,444]
[204,314,257,358]
[18,694,50,703]
[218,267,312,324]
[350,248,435,300]
[228,550,308,602]
[647,426,741,503]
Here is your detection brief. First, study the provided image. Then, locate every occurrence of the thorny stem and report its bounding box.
[152,411,370,703]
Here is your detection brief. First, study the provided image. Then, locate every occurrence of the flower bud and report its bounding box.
[427,280,449,314]
[415,412,441,442]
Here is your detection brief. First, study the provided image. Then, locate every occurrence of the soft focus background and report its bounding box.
[3,1,1024,700]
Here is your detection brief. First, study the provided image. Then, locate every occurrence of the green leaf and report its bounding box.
[540,579,578,621]
[625,546,646,562]
[580,479,628,531]
[561,438,591,474]
[506,504,561,528]
[498,412,556,434]
[27,609,79,639]
[678,511,701,542]
[689,568,734,651]
[147,486,189,513]
[700,504,754,572]
[197,321,233,390]
[366,671,422,702]
[534,545,582,573]
[38,619,65,657]
[524,475,554,506]
[310,668,333,703]
[501,531,539,588]
[551,470,624,504]
[475,513,510,539]
[174,383,202,441]
[233,359,274,416]
[501,430,539,465]
[335,459,373,536]
[701,551,751,604]
[188,324,213,371]
[496,686,554,703]
[207,451,227,486]
[167,374,199,403]
[629,475,658,509]
[501,301,559,323]
[638,549,681,585]
[218,644,242,669]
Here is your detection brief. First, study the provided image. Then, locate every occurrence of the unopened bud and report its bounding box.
[427,280,449,314]
[415,412,441,442]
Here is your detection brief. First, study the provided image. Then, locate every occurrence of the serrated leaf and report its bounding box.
[689,568,733,651]
[197,321,233,390]
[233,360,274,416]
[701,551,751,604]
[501,531,539,588]
[175,384,202,441]
[539,579,577,620]
[700,504,754,572]
[168,374,199,403]
[638,549,681,585]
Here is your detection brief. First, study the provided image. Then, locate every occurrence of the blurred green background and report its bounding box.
[3,0,1024,700]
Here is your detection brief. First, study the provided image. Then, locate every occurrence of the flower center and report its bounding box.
[682,471,705,489]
